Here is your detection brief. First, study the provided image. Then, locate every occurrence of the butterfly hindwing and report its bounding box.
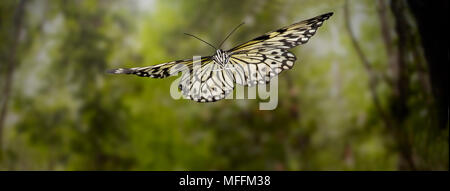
[178,59,234,102]
[228,48,296,86]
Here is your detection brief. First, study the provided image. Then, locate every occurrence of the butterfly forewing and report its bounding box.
[223,12,332,86]
[107,58,200,78]
[228,12,333,53]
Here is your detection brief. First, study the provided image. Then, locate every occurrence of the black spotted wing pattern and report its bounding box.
[224,12,333,86]
[228,12,333,53]
[107,57,210,78]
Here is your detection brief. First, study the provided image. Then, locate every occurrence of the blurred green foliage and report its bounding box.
[0,0,447,170]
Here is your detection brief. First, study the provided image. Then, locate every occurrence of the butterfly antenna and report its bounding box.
[184,33,217,50]
[218,22,245,49]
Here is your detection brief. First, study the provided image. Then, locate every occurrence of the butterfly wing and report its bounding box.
[227,12,332,86]
[227,49,297,86]
[179,59,235,102]
[108,57,234,102]
[107,57,211,78]
[228,12,333,53]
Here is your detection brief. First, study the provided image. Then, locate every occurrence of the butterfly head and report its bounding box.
[213,49,230,67]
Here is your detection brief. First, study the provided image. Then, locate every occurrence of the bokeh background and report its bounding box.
[0,0,448,170]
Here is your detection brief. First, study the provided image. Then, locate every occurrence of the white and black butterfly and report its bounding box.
[108,12,333,102]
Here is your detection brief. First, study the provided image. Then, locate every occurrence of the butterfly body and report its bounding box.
[212,49,231,67]
[108,12,333,102]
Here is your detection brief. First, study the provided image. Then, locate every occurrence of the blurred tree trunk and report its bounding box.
[407,0,449,129]
[344,0,392,129]
[0,0,27,153]
[390,0,410,123]
[389,0,416,170]
[376,0,397,86]
[346,0,418,170]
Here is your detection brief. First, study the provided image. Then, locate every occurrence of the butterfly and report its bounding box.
[107,12,333,102]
